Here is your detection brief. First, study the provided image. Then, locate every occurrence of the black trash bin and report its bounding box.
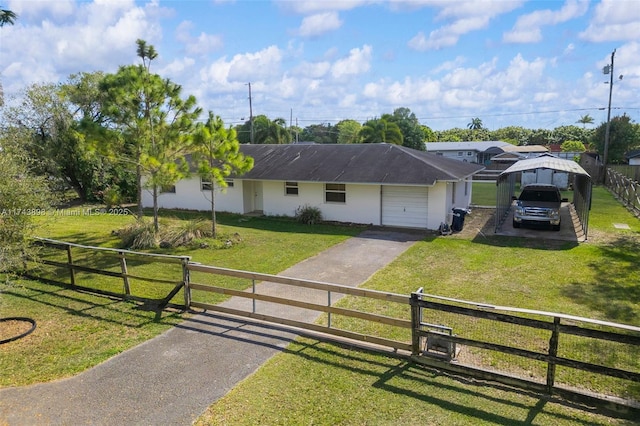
[451,208,469,232]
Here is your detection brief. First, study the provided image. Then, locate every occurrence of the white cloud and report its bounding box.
[297,12,343,37]
[7,0,76,21]
[278,1,368,14]
[292,61,331,79]
[176,21,224,55]
[579,0,640,42]
[201,45,283,84]
[331,45,372,79]
[432,56,467,74]
[503,0,589,44]
[1,0,166,95]
[408,1,523,51]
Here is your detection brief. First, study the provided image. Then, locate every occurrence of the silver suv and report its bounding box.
[513,184,566,231]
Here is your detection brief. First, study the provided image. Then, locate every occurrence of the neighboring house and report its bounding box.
[519,153,570,189]
[625,149,640,166]
[425,141,550,166]
[142,143,484,230]
[425,141,512,165]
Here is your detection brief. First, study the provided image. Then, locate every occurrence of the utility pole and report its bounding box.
[602,49,616,173]
[247,82,254,144]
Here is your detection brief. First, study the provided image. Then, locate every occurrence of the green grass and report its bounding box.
[1,210,361,387]
[196,338,631,426]
[197,186,640,425]
[471,181,498,206]
[2,189,640,425]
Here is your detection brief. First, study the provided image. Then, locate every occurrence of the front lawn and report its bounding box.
[0,211,361,387]
[2,187,639,425]
[198,186,640,425]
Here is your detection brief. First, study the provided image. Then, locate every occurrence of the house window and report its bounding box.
[285,181,298,196]
[160,185,176,194]
[467,151,473,156]
[325,183,346,203]
[436,152,443,156]
[457,151,463,156]
[225,179,234,188]
[201,178,212,191]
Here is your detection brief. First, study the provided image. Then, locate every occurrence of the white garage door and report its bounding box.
[382,186,429,228]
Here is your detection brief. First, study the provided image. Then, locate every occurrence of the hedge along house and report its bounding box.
[142,143,485,230]
[495,155,592,240]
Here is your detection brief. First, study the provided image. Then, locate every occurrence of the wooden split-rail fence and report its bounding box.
[27,237,640,417]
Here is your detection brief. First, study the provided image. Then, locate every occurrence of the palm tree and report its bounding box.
[0,6,16,106]
[0,6,17,27]
[359,118,403,145]
[467,117,483,130]
[576,114,594,128]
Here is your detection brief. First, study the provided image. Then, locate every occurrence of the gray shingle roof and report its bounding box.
[234,143,484,185]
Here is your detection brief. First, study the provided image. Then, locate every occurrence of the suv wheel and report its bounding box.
[513,219,520,228]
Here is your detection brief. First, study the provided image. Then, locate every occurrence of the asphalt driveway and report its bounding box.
[0,229,425,426]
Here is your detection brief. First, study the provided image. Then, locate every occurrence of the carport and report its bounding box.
[495,156,592,239]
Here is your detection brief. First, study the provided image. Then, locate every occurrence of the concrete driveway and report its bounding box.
[0,229,425,426]
[478,204,585,242]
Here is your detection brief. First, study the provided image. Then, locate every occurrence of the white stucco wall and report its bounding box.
[259,181,381,225]
[141,177,244,213]
[141,177,467,230]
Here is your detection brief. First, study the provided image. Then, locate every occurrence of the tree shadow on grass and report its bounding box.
[561,234,640,324]
[3,278,182,328]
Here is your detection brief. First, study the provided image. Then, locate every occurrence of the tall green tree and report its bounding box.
[192,112,254,236]
[0,145,53,274]
[300,123,337,144]
[255,116,291,144]
[2,82,107,201]
[100,39,202,230]
[382,107,425,151]
[592,114,639,164]
[359,118,403,145]
[336,119,362,144]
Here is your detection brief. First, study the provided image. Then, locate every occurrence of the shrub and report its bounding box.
[116,220,158,249]
[102,186,122,208]
[161,218,211,247]
[295,204,322,225]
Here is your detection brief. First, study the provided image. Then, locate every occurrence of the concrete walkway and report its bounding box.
[0,229,424,426]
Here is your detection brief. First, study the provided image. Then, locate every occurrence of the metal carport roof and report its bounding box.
[495,155,592,240]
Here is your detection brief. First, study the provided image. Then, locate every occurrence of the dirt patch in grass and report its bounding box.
[0,318,35,344]
[450,207,495,239]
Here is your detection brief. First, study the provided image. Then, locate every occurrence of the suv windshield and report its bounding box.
[519,189,560,203]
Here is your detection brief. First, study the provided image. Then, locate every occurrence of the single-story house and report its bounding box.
[142,143,484,230]
[425,141,549,166]
[425,141,512,165]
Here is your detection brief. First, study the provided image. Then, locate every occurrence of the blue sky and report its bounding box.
[2,0,639,130]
